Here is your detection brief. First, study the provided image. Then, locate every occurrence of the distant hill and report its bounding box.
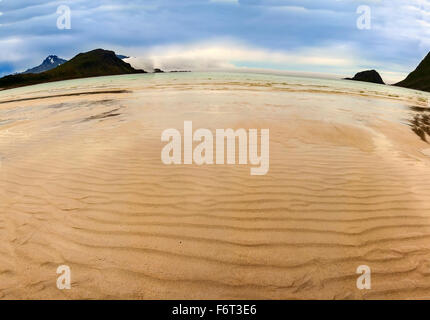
[345,70,385,84]
[0,49,146,90]
[23,55,67,74]
[395,52,430,92]
[116,55,129,60]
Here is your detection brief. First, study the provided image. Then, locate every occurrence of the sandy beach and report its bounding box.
[1,72,430,299]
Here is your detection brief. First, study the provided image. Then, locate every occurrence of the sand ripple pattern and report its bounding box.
[1,73,430,299]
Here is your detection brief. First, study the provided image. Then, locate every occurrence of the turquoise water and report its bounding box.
[1,71,429,104]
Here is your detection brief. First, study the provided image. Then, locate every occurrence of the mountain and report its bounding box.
[345,70,385,84]
[116,55,129,60]
[395,52,430,92]
[23,55,67,74]
[0,49,146,90]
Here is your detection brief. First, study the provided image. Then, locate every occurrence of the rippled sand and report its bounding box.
[1,72,430,299]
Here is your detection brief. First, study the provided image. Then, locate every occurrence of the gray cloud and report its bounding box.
[0,0,427,79]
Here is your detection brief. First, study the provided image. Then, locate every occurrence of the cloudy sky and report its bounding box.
[0,0,429,83]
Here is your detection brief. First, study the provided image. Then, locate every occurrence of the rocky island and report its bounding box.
[345,69,385,84]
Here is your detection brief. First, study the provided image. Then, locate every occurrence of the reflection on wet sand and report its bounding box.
[0,90,131,105]
[409,105,430,142]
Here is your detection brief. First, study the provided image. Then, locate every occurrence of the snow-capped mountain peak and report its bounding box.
[23,55,68,74]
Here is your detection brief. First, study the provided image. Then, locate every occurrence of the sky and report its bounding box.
[0,0,429,83]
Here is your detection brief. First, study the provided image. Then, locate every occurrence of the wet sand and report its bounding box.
[1,73,430,299]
